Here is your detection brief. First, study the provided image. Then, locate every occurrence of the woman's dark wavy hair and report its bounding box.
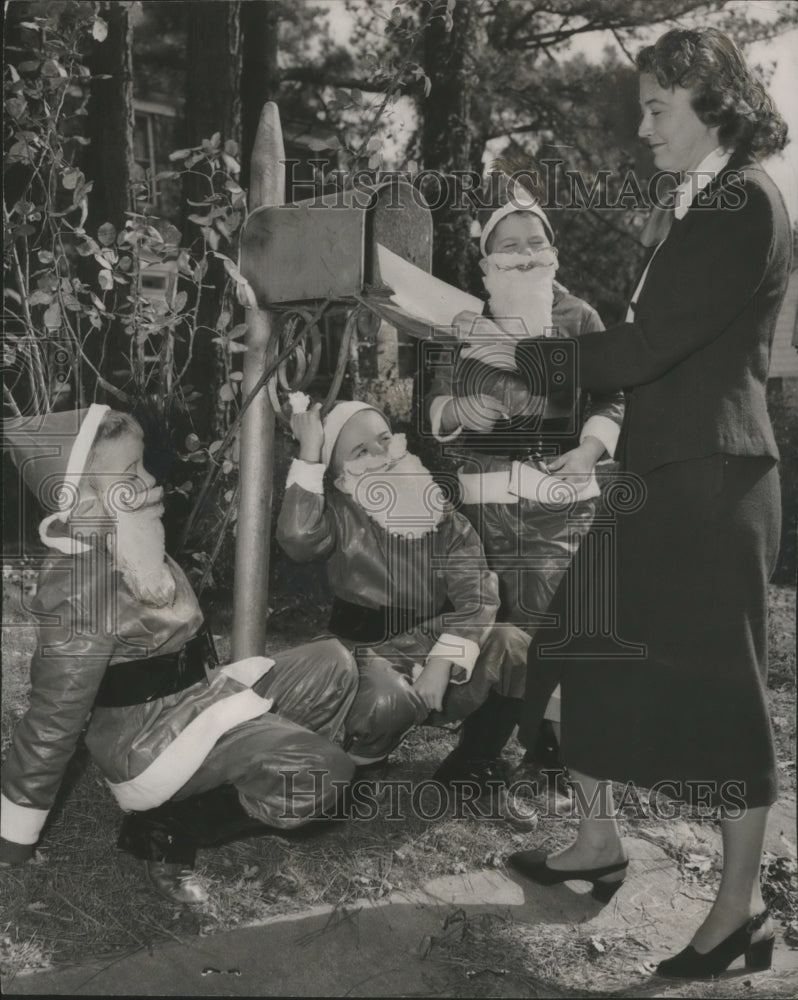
[636,28,787,158]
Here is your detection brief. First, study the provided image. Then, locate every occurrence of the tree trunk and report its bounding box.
[83,1,135,232]
[184,0,242,151]
[421,0,477,289]
[240,0,281,192]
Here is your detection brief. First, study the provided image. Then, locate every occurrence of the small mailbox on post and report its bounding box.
[240,179,433,307]
[238,178,435,421]
[233,171,433,658]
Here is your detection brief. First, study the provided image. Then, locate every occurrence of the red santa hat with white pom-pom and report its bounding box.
[288,392,382,469]
[478,155,555,255]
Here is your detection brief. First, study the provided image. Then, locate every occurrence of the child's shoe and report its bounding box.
[144,861,208,905]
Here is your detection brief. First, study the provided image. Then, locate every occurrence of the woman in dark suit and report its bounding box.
[505,28,791,979]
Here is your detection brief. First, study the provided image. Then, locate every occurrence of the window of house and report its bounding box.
[133,99,181,219]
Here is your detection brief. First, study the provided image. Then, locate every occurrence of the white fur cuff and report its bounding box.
[458,470,516,505]
[580,415,620,459]
[428,633,480,681]
[0,794,49,845]
[286,459,326,494]
[429,396,463,443]
[221,656,274,687]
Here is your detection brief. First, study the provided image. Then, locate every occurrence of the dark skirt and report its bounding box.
[520,454,781,808]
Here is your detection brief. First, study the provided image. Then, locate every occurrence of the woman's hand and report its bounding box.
[413,656,452,713]
[290,402,324,463]
[546,435,605,486]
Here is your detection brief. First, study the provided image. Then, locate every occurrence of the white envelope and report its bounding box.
[377,244,483,327]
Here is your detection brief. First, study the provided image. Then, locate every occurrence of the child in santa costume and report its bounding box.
[421,183,625,793]
[277,399,532,804]
[1,406,357,903]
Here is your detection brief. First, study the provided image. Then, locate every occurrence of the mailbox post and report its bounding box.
[232,103,285,660]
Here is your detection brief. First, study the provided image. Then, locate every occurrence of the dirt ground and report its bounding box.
[1,568,795,996]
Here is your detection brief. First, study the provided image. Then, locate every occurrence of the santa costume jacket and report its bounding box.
[1,545,276,848]
[276,461,502,683]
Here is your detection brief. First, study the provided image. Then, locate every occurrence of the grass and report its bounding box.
[1,568,796,995]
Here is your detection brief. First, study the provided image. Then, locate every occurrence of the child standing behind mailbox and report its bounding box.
[421,184,624,782]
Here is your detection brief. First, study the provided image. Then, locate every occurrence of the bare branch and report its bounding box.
[280,69,388,93]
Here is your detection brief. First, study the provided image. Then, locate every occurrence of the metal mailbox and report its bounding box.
[239,178,432,307]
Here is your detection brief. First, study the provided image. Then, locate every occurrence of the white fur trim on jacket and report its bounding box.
[429,396,463,443]
[427,633,480,682]
[108,688,273,812]
[458,470,516,505]
[286,459,326,495]
[0,794,49,845]
[580,415,620,459]
[219,655,274,687]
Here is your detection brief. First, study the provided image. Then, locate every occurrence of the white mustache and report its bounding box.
[344,450,446,537]
[476,260,556,346]
[114,484,164,515]
[482,249,559,273]
[341,433,408,478]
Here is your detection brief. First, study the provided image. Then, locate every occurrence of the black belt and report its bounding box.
[328,598,421,645]
[459,426,578,461]
[456,439,541,461]
[94,628,218,708]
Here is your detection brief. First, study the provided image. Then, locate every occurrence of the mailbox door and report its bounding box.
[239,178,433,308]
[366,179,432,284]
[240,203,365,305]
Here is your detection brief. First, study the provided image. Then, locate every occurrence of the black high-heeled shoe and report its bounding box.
[656,910,775,980]
[506,849,628,902]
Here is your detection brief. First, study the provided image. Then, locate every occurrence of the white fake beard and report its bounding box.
[481,250,558,340]
[335,434,446,538]
[111,496,176,608]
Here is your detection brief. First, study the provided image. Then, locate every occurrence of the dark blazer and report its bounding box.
[517,153,792,476]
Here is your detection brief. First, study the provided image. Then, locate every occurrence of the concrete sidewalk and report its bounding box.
[5,834,798,998]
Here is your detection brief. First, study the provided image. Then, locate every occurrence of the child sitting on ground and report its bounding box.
[276,399,532,807]
[1,406,357,904]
